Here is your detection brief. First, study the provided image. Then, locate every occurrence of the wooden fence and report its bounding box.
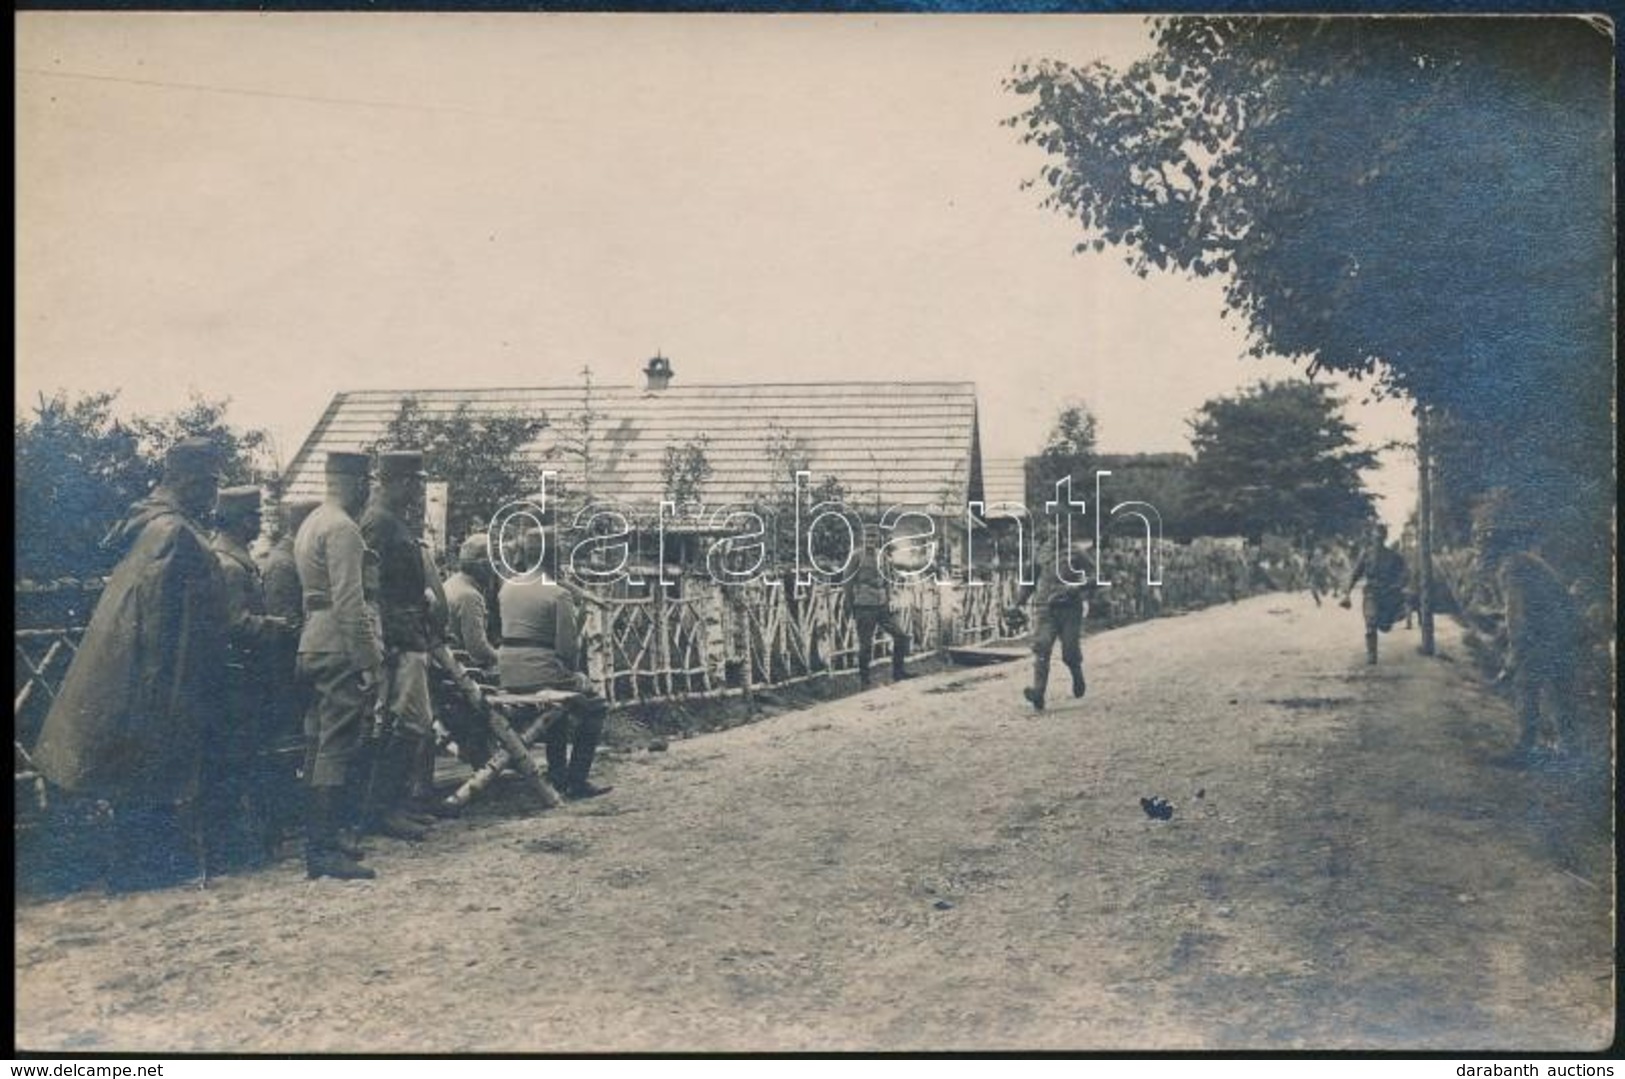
[15,541,1313,798]
[580,571,1026,707]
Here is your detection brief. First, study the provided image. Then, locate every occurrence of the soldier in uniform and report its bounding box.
[256,497,321,844]
[261,498,322,628]
[32,438,230,891]
[844,527,913,689]
[1009,529,1093,711]
[1340,522,1408,665]
[498,528,612,800]
[1473,495,1581,761]
[205,485,294,869]
[294,450,382,880]
[359,450,439,840]
[444,534,502,671]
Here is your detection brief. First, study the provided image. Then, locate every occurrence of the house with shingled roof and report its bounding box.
[281,358,987,566]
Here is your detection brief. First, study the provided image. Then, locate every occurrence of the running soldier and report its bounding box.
[1340,522,1407,665]
[1008,529,1093,711]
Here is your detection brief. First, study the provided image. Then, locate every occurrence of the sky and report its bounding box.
[15,13,1418,524]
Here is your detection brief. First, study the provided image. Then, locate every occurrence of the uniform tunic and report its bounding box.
[257,535,308,744]
[497,577,581,692]
[212,533,282,767]
[294,502,383,786]
[444,571,501,669]
[360,501,434,739]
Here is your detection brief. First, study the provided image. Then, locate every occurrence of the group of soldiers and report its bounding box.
[26,437,1583,890]
[31,439,611,891]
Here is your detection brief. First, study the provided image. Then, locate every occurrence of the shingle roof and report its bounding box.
[980,456,1029,514]
[283,382,983,518]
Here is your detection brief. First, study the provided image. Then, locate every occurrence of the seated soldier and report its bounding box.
[497,527,612,800]
[444,534,502,671]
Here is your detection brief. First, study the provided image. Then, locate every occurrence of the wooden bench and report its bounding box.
[442,688,580,810]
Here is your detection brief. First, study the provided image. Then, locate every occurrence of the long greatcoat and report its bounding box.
[31,490,229,805]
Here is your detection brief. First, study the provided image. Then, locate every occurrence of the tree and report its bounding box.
[660,435,714,510]
[1185,380,1376,543]
[128,393,271,487]
[370,396,548,543]
[747,423,849,571]
[15,391,269,582]
[1027,399,1099,510]
[1007,18,1612,579]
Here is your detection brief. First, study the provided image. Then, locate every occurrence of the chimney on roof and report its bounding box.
[643,353,674,392]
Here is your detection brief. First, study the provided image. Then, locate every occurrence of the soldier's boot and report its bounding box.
[408,737,460,820]
[305,788,375,881]
[544,735,571,793]
[890,639,913,682]
[333,780,369,860]
[564,707,612,800]
[1067,660,1087,700]
[1365,631,1379,665]
[369,738,432,841]
[1024,654,1049,711]
[857,660,873,690]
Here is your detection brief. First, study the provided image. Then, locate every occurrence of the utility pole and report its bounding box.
[1415,403,1436,656]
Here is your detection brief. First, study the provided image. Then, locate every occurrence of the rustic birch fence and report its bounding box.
[580,570,1026,707]
[15,540,1310,801]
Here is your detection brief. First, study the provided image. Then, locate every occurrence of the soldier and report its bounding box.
[1008,529,1092,712]
[498,528,612,800]
[355,450,440,841]
[32,438,230,891]
[1340,522,1408,665]
[1473,495,1581,761]
[205,485,294,870]
[424,534,499,770]
[294,449,382,880]
[261,497,322,628]
[443,534,502,671]
[255,497,321,842]
[844,526,913,689]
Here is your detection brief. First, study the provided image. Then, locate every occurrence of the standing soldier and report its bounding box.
[1473,495,1581,762]
[845,526,913,690]
[1340,522,1408,665]
[261,498,322,629]
[359,450,439,840]
[206,485,293,870]
[32,438,230,891]
[257,496,321,847]
[294,450,382,880]
[1008,529,1092,711]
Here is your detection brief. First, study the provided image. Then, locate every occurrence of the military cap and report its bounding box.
[163,437,224,480]
[325,449,372,477]
[378,449,428,482]
[279,497,322,533]
[216,485,262,519]
[458,534,490,566]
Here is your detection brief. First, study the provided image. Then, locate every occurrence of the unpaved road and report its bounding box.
[14,594,1614,1052]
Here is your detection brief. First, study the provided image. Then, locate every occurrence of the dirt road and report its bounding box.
[14,593,1614,1053]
